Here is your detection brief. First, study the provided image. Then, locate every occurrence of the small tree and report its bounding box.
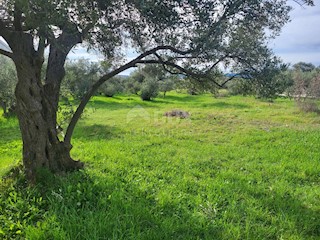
[125,70,144,95]
[139,65,167,100]
[100,76,124,97]
[293,62,316,72]
[159,77,177,98]
[140,78,159,101]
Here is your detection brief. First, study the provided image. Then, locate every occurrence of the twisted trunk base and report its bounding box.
[14,55,83,183]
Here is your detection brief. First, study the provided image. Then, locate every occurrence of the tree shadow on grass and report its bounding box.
[2,166,319,239]
[87,99,159,112]
[72,123,122,141]
[0,170,222,239]
[49,171,223,239]
[154,94,203,104]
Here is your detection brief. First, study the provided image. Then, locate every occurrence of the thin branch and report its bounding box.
[37,36,46,57]
[220,75,236,87]
[0,48,13,59]
[153,53,186,76]
[64,45,183,144]
[205,55,229,74]
[136,59,223,87]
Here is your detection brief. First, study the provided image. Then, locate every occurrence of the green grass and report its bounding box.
[1,93,320,239]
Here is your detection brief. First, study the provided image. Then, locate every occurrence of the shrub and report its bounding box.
[140,79,159,101]
[101,77,124,97]
[227,78,254,96]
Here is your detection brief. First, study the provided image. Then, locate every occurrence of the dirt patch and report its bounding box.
[164,110,190,119]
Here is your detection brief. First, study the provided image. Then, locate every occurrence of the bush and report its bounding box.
[292,70,320,114]
[140,79,159,101]
[227,78,254,96]
[101,77,124,97]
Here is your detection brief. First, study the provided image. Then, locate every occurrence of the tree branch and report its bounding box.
[37,36,46,57]
[0,19,11,41]
[64,45,180,144]
[13,3,23,31]
[220,75,237,87]
[0,48,13,59]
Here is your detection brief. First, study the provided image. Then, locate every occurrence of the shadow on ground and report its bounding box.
[1,165,319,239]
[72,123,122,141]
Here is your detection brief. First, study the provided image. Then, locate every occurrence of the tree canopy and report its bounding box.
[1,0,313,79]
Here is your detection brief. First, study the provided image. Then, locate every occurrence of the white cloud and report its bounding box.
[271,3,320,65]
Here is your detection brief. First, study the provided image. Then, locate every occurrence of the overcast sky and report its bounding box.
[270,2,320,66]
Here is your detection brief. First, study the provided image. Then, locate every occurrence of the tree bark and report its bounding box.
[8,31,83,182]
[14,55,82,182]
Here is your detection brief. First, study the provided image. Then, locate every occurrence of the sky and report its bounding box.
[1,2,319,74]
[269,1,320,67]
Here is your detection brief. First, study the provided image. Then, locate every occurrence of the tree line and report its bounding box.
[2,56,320,118]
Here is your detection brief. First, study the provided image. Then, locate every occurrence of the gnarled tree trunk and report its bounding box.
[14,55,82,182]
[9,30,83,182]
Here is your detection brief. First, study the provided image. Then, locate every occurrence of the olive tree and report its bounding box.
[0,0,313,182]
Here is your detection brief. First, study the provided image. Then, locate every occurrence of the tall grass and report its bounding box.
[0,93,320,239]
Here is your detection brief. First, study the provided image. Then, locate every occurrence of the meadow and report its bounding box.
[0,93,320,239]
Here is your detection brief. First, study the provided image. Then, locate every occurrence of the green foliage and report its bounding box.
[175,71,224,96]
[228,61,293,100]
[159,77,176,98]
[126,65,177,100]
[140,79,159,101]
[100,77,124,97]
[227,78,254,96]
[0,168,46,239]
[62,59,100,100]
[293,62,316,72]
[0,56,17,117]
[252,62,291,100]
[125,70,144,95]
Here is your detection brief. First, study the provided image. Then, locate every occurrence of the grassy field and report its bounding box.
[0,93,320,239]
